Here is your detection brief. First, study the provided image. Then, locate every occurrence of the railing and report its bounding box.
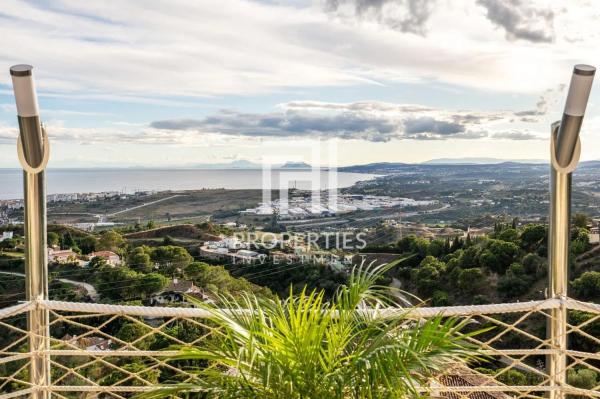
[1,297,599,399]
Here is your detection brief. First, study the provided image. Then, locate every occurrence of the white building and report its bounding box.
[48,248,77,264]
[0,231,13,242]
[88,251,121,266]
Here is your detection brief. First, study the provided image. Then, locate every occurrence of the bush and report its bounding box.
[431,290,449,306]
[498,369,527,386]
[568,368,598,390]
[571,271,600,302]
[484,240,519,274]
[497,265,532,298]
[522,253,545,277]
[457,268,486,294]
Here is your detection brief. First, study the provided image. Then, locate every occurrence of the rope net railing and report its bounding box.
[0,298,598,399]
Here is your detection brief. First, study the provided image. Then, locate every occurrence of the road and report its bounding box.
[0,271,99,301]
[97,194,183,222]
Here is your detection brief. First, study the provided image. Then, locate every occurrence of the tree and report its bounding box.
[498,369,527,386]
[459,246,480,269]
[464,233,472,247]
[61,231,75,250]
[47,232,60,247]
[431,290,449,306]
[412,256,445,295]
[427,239,446,258]
[77,236,98,255]
[0,238,17,250]
[522,253,545,277]
[127,247,153,273]
[520,224,547,251]
[571,227,590,255]
[571,271,600,302]
[573,213,590,229]
[450,236,463,252]
[114,323,156,350]
[184,261,208,280]
[97,230,125,253]
[485,239,519,274]
[568,368,598,390]
[498,228,518,243]
[88,256,108,269]
[498,263,532,298]
[95,266,139,300]
[101,361,160,386]
[457,268,486,294]
[151,246,193,276]
[137,273,168,298]
[146,220,156,230]
[479,249,500,272]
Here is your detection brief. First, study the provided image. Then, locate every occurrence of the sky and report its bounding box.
[1,0,600,167]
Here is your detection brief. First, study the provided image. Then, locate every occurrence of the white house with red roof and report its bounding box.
[88,251,121,266]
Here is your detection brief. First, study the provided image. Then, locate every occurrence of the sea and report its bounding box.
[0,168,377,200]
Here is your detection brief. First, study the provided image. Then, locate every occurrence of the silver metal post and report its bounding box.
[547,64,595,399]
[10,65,50,399]
[548,123,570,399]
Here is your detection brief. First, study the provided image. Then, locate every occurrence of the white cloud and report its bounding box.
[0,0,597,102]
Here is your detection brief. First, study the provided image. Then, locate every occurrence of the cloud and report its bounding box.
[0,0,585,104]
[513,84,566,122]
[493,131,540,140]
[324,0,436,35]
[152,110,399,142]
[477,0,555,43]
[150,100,530,142]
[403,117,464,135]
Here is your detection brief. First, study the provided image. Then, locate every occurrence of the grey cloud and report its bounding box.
[324,0,436,35]
[477,0,554,43]
[152,110,399,142]
[404,117,464,135]
[493,131,539,140]
[150,103,496,142]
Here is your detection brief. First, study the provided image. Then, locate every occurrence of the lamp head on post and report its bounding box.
[10,64,39,117]
[554,64,596,169]
[10,64,48,172]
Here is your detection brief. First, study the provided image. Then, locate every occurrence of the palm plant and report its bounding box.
[144,260,484,399]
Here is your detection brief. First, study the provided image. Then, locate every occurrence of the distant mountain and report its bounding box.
[188,160,316,169]
[279,161,312,169]
[423,157,545,165]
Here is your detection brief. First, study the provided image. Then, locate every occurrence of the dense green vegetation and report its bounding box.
[362,221,598,306]
[144,263,482,399]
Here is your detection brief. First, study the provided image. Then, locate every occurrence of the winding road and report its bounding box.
[0,271,99,301]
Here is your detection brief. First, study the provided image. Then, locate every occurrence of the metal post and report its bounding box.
[10,65,51,399]
[547,64,595,399]
[548,123,571,399]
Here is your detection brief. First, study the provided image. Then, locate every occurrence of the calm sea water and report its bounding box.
[0,169,376,200]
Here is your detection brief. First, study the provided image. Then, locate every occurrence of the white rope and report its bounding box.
[0,302,33,319]
[40,298,562,318]
[565,297,600,314]
[40,300,213,318]
[0,388,35,399]
[47,349,180,357]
